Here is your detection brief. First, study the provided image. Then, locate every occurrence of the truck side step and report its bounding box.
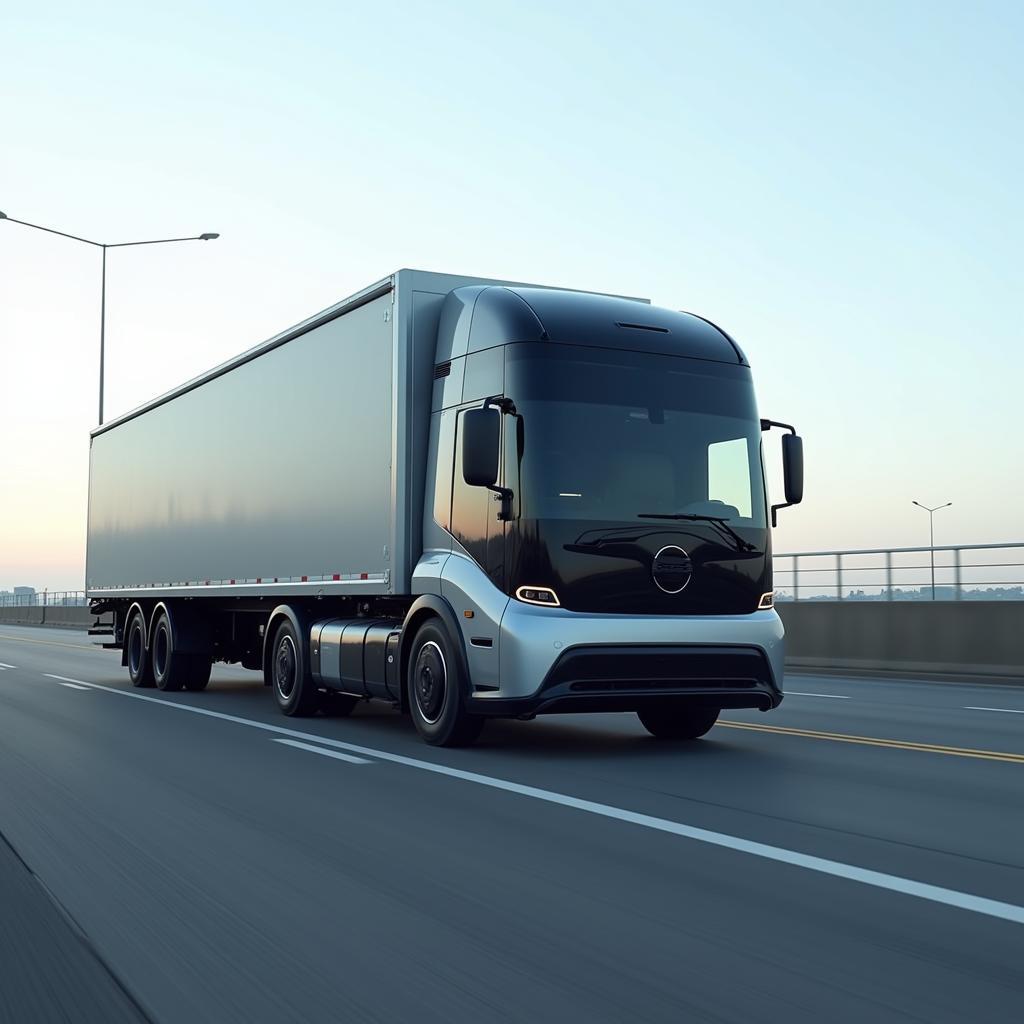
[88,626,114,636]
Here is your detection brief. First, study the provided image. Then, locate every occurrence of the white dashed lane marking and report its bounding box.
[271,737,374,764]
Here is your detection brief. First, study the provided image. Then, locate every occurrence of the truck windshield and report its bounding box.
[506,343,767,528]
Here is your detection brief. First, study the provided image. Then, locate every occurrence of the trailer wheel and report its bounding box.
[407,619,483,747]
[637,705,720,740]
[126,610,154,688]
[152,612,210,692]
[271,619,319,717]
[183,656,213,692]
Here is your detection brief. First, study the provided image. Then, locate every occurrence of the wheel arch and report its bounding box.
[398,595,471,712]
[262,604,308,687]
[150,601,173,648]
[122,601,150,667]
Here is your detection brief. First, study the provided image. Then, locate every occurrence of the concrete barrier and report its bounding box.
[42,607,103,629]
[0,607,106,630]
[0,606,46,626]
[778,600,1024,682]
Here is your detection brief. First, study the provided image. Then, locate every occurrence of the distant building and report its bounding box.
[13,587,36,597]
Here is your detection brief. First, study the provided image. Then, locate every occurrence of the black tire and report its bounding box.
[407,619,484,747]
[152,612,211,692]
[126,610,154,688]
[319,691,359,717]
[637,705,720,740]
[270,619,319,717]
[183,656,213,692]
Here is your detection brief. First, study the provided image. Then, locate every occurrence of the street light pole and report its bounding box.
[100,244,106,426]
[912,500,952,600]
[0,212,219,425]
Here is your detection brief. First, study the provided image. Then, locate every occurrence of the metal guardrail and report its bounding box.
[774,542,1024,601]
[0,591,87,608]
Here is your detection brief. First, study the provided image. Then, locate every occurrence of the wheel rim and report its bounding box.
[414,640,447,724]
[154,624,169,678]
[128,622,143,676]
[274,635,297,701]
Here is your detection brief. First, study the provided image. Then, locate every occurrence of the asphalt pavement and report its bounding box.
[0,625,1022,1023]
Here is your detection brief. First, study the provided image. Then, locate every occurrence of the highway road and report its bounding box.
[1,625,1022,1023]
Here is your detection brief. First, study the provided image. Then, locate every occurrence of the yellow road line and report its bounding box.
[0,634,104,652]
[719,721,1024,764]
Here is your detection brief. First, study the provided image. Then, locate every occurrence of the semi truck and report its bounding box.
[87,269,804,746]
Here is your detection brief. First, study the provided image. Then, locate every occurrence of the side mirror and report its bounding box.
[761,419,804,526]
[462,407,500,487]
[782,433,803,505]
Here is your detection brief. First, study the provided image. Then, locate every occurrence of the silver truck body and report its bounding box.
[88,268,795,744]
[87,271,495,599]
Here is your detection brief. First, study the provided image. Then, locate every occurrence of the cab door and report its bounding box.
[441,349,511,690]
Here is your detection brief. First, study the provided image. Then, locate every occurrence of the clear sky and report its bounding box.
[2,0,1022,591]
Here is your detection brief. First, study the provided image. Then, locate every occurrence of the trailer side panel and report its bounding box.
[87,291,395,596]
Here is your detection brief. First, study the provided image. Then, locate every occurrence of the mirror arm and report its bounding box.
[484,395,517,416]
[760,418,796,435]
[488,486,515,521]
[482,395,517,520]
[761,419,800,526]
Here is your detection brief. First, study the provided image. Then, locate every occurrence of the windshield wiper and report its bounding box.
[569,526,678,549]
[635,513,759,553]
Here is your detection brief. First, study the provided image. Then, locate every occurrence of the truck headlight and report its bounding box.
[515,586,561,607]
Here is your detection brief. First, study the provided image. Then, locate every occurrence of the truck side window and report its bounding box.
[462,346,504,404]
[451,407,490,563]
[707,436,753,519]
[433,410,455,530]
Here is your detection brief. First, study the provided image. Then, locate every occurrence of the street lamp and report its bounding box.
[0,211,219,425]
[912,500,952,600]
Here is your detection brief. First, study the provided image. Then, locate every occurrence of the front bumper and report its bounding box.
[468,641,782,717]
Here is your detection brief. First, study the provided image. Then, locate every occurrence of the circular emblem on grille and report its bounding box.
[652,545,692,594]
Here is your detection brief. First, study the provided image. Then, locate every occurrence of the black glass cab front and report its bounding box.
[447,343,772,615]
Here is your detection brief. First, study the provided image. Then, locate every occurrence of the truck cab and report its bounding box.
[407,284,802,743]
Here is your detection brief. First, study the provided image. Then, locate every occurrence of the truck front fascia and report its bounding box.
[472,598,785,715]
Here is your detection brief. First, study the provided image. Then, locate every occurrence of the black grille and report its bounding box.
[433,361,452,379]
[570,677,757,692]
[543,645,774,695]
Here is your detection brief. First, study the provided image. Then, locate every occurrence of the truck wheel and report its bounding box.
[126,610,154,688]
[151,613,187,692]
[270,619,319,717]
[407,620,483,747]
[637,705,719,740]
[151,613,211,692]
[183,656,213,692]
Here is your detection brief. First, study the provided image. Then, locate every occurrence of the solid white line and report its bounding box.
[0,662,16,669]
[40,673,1024,927]
[56,681,92,691]
[786,691,850,699]
[965,706,1024,715]
[271,737,372,764]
